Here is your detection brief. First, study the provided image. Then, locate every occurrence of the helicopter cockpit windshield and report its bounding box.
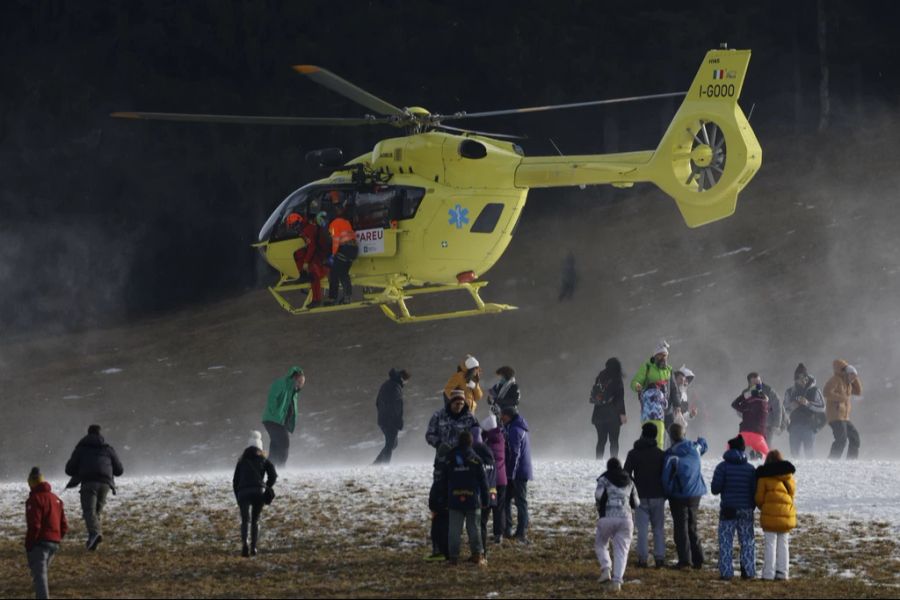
[258,183,315,242]
[259,184,427,243]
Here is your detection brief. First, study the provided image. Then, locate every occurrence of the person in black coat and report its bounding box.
[64,424,124,551]
[374,368,410,465]
[623,422,667,567]
[487,366,521,417]
[233,431,278,557]
[591,358,627,460]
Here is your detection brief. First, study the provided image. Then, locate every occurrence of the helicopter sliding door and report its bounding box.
[351,185,425,258]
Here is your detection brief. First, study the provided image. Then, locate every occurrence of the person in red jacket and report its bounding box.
[287,212,329,309]
[25,467,67,600]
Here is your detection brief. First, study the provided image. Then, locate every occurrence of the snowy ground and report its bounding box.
[3,458,898,541]
[1,458,898,598]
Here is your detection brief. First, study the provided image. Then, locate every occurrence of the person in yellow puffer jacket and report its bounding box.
[755,449,796,581]
[823,359,863,459]
[444,355,483,413]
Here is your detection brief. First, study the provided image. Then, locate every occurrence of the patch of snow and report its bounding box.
[62,394,82,400]
[207,365,226,370]
[661,272,712,287]
[347,439,382,450]
[100,368,122,374]
[620,269,658,282]
[714,247,752,258]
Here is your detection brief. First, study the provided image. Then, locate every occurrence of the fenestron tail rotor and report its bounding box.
[684,120,727,191]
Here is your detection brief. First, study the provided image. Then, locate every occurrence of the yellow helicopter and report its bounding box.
[114,48,761,323]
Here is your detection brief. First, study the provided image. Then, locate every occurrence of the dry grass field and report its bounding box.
[1,465,898,598]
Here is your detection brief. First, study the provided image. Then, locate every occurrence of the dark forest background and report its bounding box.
[1,1,899,334]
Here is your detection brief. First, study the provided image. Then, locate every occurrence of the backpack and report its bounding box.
[590,378,609,405]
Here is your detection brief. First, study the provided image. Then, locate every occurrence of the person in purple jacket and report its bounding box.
[480,415,507,544]
[501,406,533,543]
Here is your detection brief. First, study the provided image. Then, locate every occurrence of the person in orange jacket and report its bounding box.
[325,202,358,305]
[823,359,863,459]
[25,467,68,600]
[444,355,483,413]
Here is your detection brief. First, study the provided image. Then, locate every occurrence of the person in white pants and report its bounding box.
[754,449,797,580]
[594,457,639,591]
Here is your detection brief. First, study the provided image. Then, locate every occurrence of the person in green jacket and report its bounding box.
[262,366,305,467]
[631,341,674,449]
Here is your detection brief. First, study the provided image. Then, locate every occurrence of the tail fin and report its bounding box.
[648,49,762,227]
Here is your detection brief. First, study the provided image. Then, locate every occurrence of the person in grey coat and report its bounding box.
[374,368,409,465]
[64,424,123,551]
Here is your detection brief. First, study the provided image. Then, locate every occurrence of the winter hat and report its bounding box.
[464,355,480,370]
[728,434,746,452]
[794,363,808,379]
[653,340,670,357]
[501,405,519,418]
[676,365,695,382]
[248,430,264,450]
[27,467,44,489]
[845,365,858,377]
[87,424,101,436]
[288,366,304,377]
[481,415,498,431]
[641,422,658,439]
[449,388,466,401]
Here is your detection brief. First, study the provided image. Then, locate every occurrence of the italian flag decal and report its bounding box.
[713,69,725,79]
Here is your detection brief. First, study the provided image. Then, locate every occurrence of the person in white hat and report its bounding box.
[672,366,699,433]
[233,430,277,557]
[444,355,484,413]
[631,341,673,449]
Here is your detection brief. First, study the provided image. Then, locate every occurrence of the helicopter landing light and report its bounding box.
[457,271,478,284]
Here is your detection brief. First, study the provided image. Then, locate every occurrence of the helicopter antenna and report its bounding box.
[747,102,756,121]
[548,138,564,156]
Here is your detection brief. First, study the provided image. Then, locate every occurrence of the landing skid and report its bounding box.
[267,276,516,323]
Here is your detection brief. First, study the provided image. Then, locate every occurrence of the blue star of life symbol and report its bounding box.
[448,203,469,229]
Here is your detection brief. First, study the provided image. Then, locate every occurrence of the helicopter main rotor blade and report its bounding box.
[437,124,527,140]
[437,91,687,121]
[293,65,406,117]
[111,111,390,127]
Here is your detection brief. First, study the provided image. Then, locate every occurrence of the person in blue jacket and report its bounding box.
[501,406,533,543]
[662,422,707,569]
[711,435,757,580]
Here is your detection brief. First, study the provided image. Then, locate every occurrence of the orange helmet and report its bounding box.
[285,212,303,227]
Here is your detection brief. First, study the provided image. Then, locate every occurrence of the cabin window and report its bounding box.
[351,186,426,230]
[470,203,504,233]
